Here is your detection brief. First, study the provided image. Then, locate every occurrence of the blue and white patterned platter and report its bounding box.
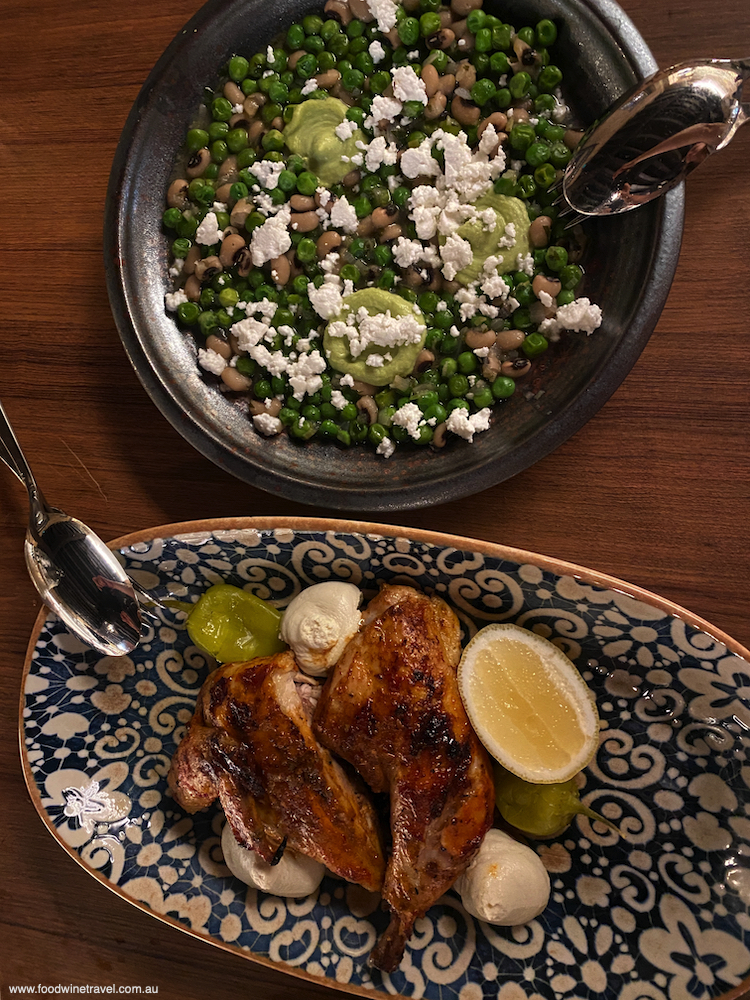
[19,517,750,1000]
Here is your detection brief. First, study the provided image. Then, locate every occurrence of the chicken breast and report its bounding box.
[168,650,386,893]
[313,585,495,971]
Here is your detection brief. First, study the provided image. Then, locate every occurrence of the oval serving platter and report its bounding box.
[20,518,750,1000]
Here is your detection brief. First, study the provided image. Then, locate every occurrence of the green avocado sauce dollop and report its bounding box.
[283,96,365,187]
[452,193,531,286]
[323,288,427,386]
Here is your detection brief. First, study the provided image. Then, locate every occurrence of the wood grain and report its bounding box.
[1,0,748,995]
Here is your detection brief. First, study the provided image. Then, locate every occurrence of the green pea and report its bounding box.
[296,171,319,196]
[538,64,563,93]
[457,351,478,375]
[534,18,558,47]
[397,17,420,46]
[286,23,305,49]
[545,245,569,271]
[549,141,572,169]
[211,96,234,121]
[559,264,583,290]
[525,140,551,167]
[428,49,449,73]
[475,27,492,52]
[176,214,198,239]
[346,16,365,38]
[296,53,318,79]
[295,238,316,263]
[392,185,410,208]
[509,71,532,99]
[340,264,361,284]
[534,163,557,189]
[218,287,239,309]
[186,128,209,153]
[321,18,341,41]
[513,282,534,307]
[352,195,372,218]
[368,423,388,446]
[466,9,487,33]
[176,301,200,325]
[471,51,490,75]
[494,175,517,196]
[420,11,441,36]
[516,174,537,199]
[472,386,494,409]
[491,376,515,400]
[302,13,323,34]
[509,123,536,152]
[197,311,219,336]
[448,373,469,397]
[162,207,182,229]
[378,268,396,290]
[446,398,470,414]
[304,34,325,55]
[489,50,510,75]
[342,68,365,91]
[521,333,548,358]
[471,78,496,107]
[491,24,512,50]
[330,33,349,56]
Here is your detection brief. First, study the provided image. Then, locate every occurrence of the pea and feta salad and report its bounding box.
[162,0,603,457]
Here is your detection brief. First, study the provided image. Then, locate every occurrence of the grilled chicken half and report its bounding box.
[168,650,386,893]
[313,585,495,972]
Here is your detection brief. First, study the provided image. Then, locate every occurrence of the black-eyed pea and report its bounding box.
[317,231,342,257]
[379,223,402,242]
[243,92,267,117]
[372,204,399,228]
[427,28,454,49]
[182,243,202,276]
[270,116,284,131]
[532,274,562,300]
[230,198,254,229]
[384,26,400,46]
[217,154,238,185]
[357,215,377,236]
[402,266,426,288]
[432,421,448,448]
[270,255,291,286]
[421,63,440,98]
[455,60,476,90]
[356,396,379,424]
[316,69,341,90]
[287,50,307,70]
[425,92,447,120]
[495,329,526,351]
[348,0,374,21]
[478,112,508,139]
[221,367,252,392]
[352,379,378,395]
[186,148,211,179]
[223,81,244,105]
[528,215,553,249]
[564,128,585,151]
[167,179,189,209]
[229,112,251,129]
[343,170,361,187]
[290,211,320,233]
[219,233,246,268]
[215,182,233,203]
[235,248,253,277]
[206,335,233,360]
[437,72,456,95]
[413,349,435,372]
[324,0,352,24]
[451,0,483,15]
[184,274,202,301]
[500,358,532,378]
[249,397,282,417]
[464,328,497,350]
[509,107,530,124]
[291,194,317,212]
[194,256,222,283]
[438,9,453,27]
[451,96,480,126]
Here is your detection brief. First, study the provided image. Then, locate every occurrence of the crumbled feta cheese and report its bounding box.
[330,390,348,411]
[195,211,223,246]
[249,159,285,191]
[446,407,492,442]
[376,437,395,458]
[335,118,357,141]
[330,195,358,234]
[391,402,424,441]
[231,316,270,351]
[316,187,332,208]
[339,373,355,387]
[366,0,398,33]
[287,350,328,400]
[538,290,554,308]
[401,139,440,180]
[516,252,535,276]
[250,206,291,265]
[540,297,603,337]
[165,289,188,312]
[266,45,275,63]
[369,39,386,64]
[198,347,227,375]
[308,281,344,320]
[253,413,283,436]
[301,77,319,96]
[441,232,473,281]
[327,306,424,359]
[364,135,398,173]
[392,237,440,269]
[365,94,403,131]
[391,66,428,105]
[168,258,185,279]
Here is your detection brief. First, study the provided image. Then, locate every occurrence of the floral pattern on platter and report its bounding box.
[20,525,750,1000]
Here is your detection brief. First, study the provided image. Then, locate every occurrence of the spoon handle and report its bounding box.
[0,399,49,519]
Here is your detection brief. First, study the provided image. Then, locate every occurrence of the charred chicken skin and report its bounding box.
[168,650,386,893]
[313,585,495,972]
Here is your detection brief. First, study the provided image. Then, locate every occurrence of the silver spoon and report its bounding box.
[557,57,750,220]
[0,400,142,656]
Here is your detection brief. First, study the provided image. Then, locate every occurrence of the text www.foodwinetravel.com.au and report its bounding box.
[5,986,159,995]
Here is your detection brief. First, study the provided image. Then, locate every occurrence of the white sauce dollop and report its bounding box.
[454,828,551,925]
[280,581,362,676]
[221,822,325,896]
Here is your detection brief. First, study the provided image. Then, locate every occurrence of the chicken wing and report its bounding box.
[313,585,495,971]
[168,650,386,893]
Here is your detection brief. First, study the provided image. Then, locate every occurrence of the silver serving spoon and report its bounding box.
[557,57,750,220]
[0,399,142,656]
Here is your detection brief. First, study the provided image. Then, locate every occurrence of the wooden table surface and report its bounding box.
[1,0,748,995]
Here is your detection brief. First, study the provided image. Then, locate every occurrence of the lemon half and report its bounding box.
[458,623,599,784]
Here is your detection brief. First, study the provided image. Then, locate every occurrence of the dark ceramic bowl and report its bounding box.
[104,0,684,512]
